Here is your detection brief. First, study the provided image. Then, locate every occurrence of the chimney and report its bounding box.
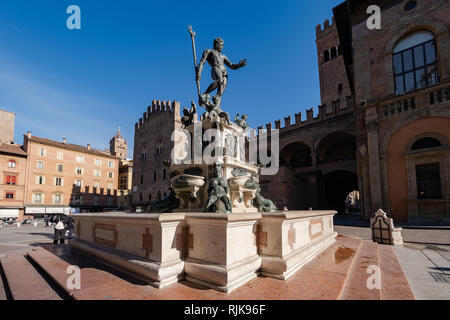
[62,138,67,144]
[27,131,32,138]
[87,144,91,150]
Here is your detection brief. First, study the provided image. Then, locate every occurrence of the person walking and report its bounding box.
[52,213,69,244]
[43,215,49,227]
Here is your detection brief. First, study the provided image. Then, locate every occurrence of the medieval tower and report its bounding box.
[131,100,182,207]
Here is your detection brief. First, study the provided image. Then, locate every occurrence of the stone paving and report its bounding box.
[0,224,54,254]
[1,224,449,300]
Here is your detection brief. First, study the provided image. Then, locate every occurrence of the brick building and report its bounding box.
[22,133,120,216]
[131,100,182,209]
[258,0,450,223]
[0,143,27,220]
[257,11,358,214]
[332,0,450,222]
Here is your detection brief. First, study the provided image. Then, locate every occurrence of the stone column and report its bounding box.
[365,117,383,212]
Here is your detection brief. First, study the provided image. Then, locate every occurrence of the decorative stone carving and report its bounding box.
[253,188,277,213]
[370,209,403,246]
[205,163,232,213]
[171,174,206,210]
[180,101,197,128]
[234,114,250,133]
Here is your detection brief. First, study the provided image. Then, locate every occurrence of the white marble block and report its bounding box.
[258,211,337,280]
[70,213,186,288]
[184,213,262,293]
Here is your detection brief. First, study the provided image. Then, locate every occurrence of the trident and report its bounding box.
[188,25,201,96]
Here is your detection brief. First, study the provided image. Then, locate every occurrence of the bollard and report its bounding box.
[17,222,21,228]
[34,221,37,227]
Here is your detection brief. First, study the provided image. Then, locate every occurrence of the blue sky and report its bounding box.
[0,0,343,157]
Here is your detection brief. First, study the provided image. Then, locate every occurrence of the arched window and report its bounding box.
[8,160,16,168]
[411,137,442,150]
[324,50,330,63]
[330,47,337,59]
[393,30,438,95]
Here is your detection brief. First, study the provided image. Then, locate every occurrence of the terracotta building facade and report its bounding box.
[0,143,27,220]
[22,133,120,215]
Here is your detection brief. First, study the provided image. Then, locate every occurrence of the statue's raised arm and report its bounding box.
[195,37,247,109]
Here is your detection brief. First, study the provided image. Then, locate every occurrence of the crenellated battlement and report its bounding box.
[257,96,355,134]
[135,99,181,130]
[315,17,335,38]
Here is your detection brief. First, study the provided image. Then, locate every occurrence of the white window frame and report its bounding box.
[53,194,62,205]
[76,155,85,163]
[37,161,44,170]
[36,175,45,185]
[33,193,43,204]
[55,177,63,186]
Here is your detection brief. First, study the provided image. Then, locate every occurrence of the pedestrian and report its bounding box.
[43,215,49,227]
[67,215,75,240]
[52,214,69,244]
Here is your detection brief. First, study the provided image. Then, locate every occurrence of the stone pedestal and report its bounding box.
[370,209,404,246]
[258,211,337,280]
[70,213,185,288]
[184,213,262,293]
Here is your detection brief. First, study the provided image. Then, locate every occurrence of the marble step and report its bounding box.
[378,244,415,300]
[0,263,7,300]
[3,235,414,300]
[27,247,153,300]
[339,240,381,300]
[0,252,61,300]
[229,235,363,300]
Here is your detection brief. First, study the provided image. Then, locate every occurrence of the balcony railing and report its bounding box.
[377,80,450,118]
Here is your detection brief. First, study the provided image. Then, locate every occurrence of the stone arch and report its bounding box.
[384,18,447,55]
[324,170,358,213]
[280,142,312,168]
[406,132,448,152]
[385,116,450,222]
[315,131,356,164]
[380,109,450,154]
[384,17,449,94]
